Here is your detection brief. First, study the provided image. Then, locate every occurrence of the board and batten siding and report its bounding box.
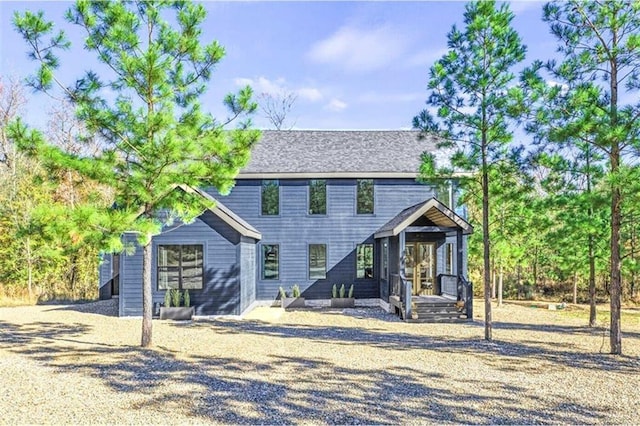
[207,178,437,301]
[118,210,255,316]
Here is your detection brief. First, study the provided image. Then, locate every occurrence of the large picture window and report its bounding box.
[309,244,327,279]
[158,244,203,290]
[357,179,374,214]
[309,179,326,215]
[262,244,280,280]
[356,244,374,279]
[261,180,279,215]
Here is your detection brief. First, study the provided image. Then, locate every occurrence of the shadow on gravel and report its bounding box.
[47,299,119,317]
[0,316,630,424]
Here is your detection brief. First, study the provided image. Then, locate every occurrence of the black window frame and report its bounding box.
[356,179,374,214]
[308,244,327,280]
[356,243,374,279]
[308,179,327,215]
[157,244,204,291]
[261,179,280,216]
[261,244,280,281]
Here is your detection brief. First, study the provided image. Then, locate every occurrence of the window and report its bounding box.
[445,242,454,275]
[309,244,327,279]
[262,244,279,280]
[261,180,279,215]
[356,244,374,279]
[381,239,389,281]
[309,179,326,215]
[357,179,374,214]
[158,244,203,290]
[436,180,453,208]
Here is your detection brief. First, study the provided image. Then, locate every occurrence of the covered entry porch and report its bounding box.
[375,198,474,322]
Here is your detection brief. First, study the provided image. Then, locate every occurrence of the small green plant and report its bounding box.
[279,286,287,299]
[291,284,301,298]
[332,284,338,298]
[348,284,354,299]
[183,289,190,307]
[339,284,346,298]
[164,289,172,307]
[171,288,181,307]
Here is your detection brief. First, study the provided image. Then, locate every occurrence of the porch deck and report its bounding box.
[390,294,468,323]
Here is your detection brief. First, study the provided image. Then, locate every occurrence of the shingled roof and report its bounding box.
[238,130,450,178]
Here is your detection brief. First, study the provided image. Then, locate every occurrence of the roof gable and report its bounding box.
[179,186,261,240]
[374,198,473,238]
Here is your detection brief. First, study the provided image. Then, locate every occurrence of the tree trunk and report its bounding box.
[482,148,492,341]
[498,263,503,307]
[609,47,621,355]
[26,237,34,301]
[491,266,496,299]
[141,240,153,347]
[573,272,578,304]
[610,180,622,354]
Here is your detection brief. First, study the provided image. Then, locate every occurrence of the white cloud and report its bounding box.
[234,76,324,103]
[307,25,409,73]
[325,98,348,112]
[357,91,424,104]
[297,87,323,102]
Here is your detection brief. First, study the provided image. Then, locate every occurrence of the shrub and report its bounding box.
[339,284,345,298]
[164,289,172,307]
[291,284,301,298]
[279,286,287,299]
[348,284,354,299]
[171,289,181,307]
[183,289,190,307]
[332,284,338,298]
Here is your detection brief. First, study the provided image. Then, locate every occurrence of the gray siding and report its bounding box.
[119,211,249,316]
[98,253,113,300]
[239,237,256,313]
[208,179,436,301]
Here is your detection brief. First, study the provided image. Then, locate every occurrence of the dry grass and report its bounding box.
[1,299,639,425]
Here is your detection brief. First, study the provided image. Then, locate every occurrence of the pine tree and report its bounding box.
[11,1,260,347]
[414,0,526,340]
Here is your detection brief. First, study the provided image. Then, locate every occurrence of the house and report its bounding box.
[99,130,473,321]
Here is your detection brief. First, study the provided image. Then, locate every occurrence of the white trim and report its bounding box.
[237,171,472,180]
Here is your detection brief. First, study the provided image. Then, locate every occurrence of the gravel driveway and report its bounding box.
[1,299,639,425]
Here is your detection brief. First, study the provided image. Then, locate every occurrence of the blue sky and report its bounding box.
[1,1,554,131]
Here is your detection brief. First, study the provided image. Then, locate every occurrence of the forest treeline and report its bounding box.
[0,77,113,303]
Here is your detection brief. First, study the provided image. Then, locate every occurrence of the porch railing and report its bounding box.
[391,274,412,319]
[438,274,473,318]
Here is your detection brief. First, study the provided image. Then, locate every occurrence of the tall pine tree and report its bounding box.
[413,0,526,340]
[11,1,260,347]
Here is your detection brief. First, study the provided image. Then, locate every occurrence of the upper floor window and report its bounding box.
[357,179,374,214]
[356,244,374,279]
[158,244,203,290]
[309,179,327,215]
[309,244,327,280]
[262,244,279,280]
[261,180,279,215]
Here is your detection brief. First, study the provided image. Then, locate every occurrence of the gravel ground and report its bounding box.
[1,299,639,425]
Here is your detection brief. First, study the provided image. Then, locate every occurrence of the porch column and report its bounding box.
[399,230,411,319]
[457,228,464,300]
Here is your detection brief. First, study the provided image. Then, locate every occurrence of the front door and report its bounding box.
[405,242,437,296]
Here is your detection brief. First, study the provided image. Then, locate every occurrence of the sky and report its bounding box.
[0,1,556,131]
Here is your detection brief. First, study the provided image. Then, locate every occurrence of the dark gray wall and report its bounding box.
[119,211,248,316]
[208,178,436,301]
